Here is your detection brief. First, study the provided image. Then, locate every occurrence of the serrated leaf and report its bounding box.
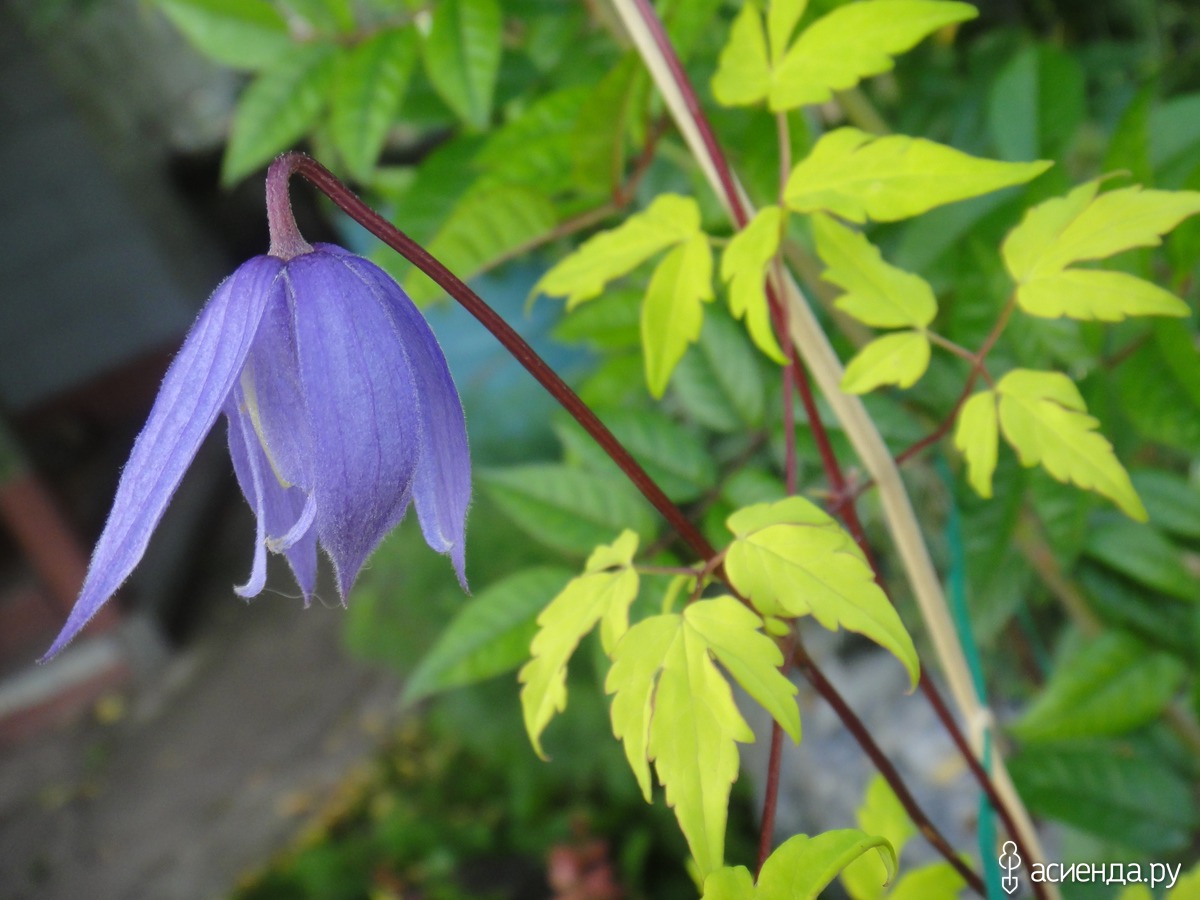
[404,183,557,303]
[421,0,502,129]
[840,331,931,393]
[841,775,917,900]
[724,498,919,686]
[1131,469,1200,540]
[721,206,787,364]
[1009,740,1196,854]
[701,866,757,900]
[1016,268,1189,321]
[683,596,801,742]
[955,391,999,498]
[157,0,292,70]
[769,1,976,110]
[607,602,758,875]
[519,532,639,758]
[476,85,590,195]
[1083,518,1199,601]
[785,128,1050,223]
[642,233,714,398]
[812,214,937,328]
[1005,181,1200,279]
[672,310,766,432]
[710,2,771,108]
[404,566,572,704]
[222,44,336,184]
[536,194,702,307]
[329,28,416,182]
[1011,630,1187,742]
[758,830,897,899]
[996,369,1146,520]
[480,465,656,555]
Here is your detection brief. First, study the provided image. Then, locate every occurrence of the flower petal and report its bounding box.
[42,256,283,660]
[226,404,269,599]
[285,249,421,598]
[336,251,471,588]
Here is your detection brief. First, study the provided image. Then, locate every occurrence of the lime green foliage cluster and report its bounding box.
[156,0,1200,891]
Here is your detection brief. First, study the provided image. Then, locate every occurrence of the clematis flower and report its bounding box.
[43,228,470,661]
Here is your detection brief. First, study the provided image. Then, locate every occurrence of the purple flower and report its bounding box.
[43,243,470,660]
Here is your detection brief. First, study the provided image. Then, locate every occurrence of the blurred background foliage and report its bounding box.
[52,0,1200,895]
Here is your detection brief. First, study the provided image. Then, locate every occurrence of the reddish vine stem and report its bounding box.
[622,3,1040,893]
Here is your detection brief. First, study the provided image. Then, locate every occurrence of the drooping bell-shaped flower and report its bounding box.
[43,174,470,661]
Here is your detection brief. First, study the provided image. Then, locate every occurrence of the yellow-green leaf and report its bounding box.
[1005,181,1200,279]
[682,596,801,743]
[724,498,919,686]
[711,2,771,107]
[955,390,999,498]
[721,205,787,363]
[769,1,977,110]
[701,866,756,900]
[812,214,936,328]
[535,194,702,307]
[519,531,640,758]
[886,862,966,900]
[758,830,898,898]
[1017,268,1189,321]
[642,233,714,398]
[607,601,760,876]
[997,369,1147,520]
[785,127,1050,223]
[840,331,931,393]
[841,775,917,900]
[768,0,809,63]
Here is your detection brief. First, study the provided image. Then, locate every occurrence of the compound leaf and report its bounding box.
[724,498,919,686]
[642,233,714,398]
[996,369,1146,520]
[812,214,937,328]
[840,330,931,393]
[519,531,640,757]
[536,194,702,307]
[786,128,1050,223]
[955,390,1000,499]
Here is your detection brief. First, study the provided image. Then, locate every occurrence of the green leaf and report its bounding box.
[769,1,976,110]
[768,0,808,63]
[996,369,1146,521]
[724,498,919,686]
[480,465,656,556]
[812,214,936,328]
[222,44,336,185]
[279,0,355,34]
[758,830,897,899]
[403,566,572,704]
[642,234,714,398]
[157,0,292,70]
[786,128,1050,223]
[672,310,766,432]
[1131,469,1200,540]
[607,601,760,875]
[329,28,417,182]
[476,85,591,195]
[841,775,917,900]
[1005,181,1200,278]
[1015,268,1188,321]
[721,206,788,364]
[701,866,756,900]
[1083,519,1199,601]
[535,194,703,307]
[887,863,967,900]
[572,56,641,193]
[710,2,771,108]
[840,330,931,393]
[683,596,801,742]
[1011,630,1187,741]
[421,0,502,129]
[519,532,640,757]
[988,43,1085,162]
[403,183,557,303]
[955,390,999,498]
[1008,740,1196,854]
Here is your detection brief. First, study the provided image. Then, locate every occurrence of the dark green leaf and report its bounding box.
[329,28,417,182]
[1116,341,1200,452]
[222,44,337,184]
[987,43,1083,161]
[403,566,572,704]
[1131,469,1200,541]
[421,0,502,129]
[671,311,765,433]
[480,465,657,555]
[571,56,641,195]
[475,86,590,195]
[157,0,292,70]
[1104,86,1154,187]
[1084,518,1199,601]
[1008,740,1196,854]
[1078,563,1196,660]
[1028,469,1090,569]
[551,288,642,350]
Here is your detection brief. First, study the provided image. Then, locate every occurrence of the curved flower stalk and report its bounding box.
[42,180,470,662]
